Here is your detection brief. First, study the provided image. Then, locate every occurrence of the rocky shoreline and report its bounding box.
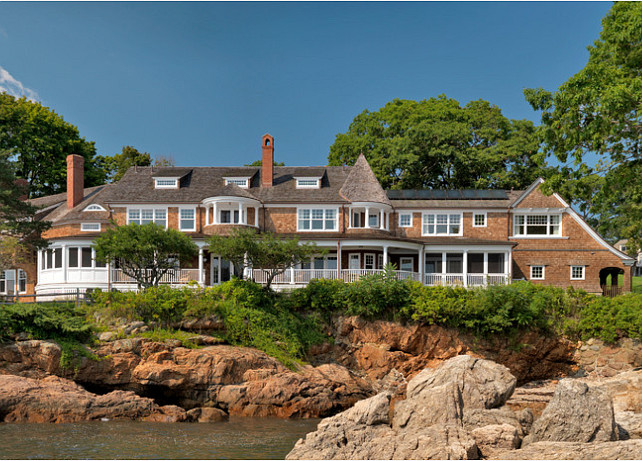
[1,316,642,458]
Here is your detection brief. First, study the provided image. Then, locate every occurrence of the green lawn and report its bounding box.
[634,276,642,294]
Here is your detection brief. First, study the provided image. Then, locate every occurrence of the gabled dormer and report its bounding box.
[152,168,192,190]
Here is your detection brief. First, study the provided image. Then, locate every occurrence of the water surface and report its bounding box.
[0,418,320,459]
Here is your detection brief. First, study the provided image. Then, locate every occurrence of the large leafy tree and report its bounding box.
[0,150,50,269]
[524,2,642,249]
[328,96,547,190]
[94,223,198,289]
[0,94,105,197]
[208,228,324,290]
[99,145,152,183]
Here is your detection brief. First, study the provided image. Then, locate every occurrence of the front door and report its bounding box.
[349,254,361,270]
[364,253,375,270]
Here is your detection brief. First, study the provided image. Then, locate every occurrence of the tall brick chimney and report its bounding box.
[261,134,274,188]
[67,154,84,209]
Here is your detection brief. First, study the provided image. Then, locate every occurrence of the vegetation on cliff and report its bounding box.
[2,277,642,368]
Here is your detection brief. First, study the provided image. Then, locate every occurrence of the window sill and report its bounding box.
[509,235,569,239]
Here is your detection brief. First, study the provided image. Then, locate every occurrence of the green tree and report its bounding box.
[328,96,547,190]
[93,223,198,289]
[524,3,642,249]
[207,228,324,290]
[207,228,257,279]
[99,146,152,183]
[0,150,50,269]
[0,93,105,197]
[244,160,285,167]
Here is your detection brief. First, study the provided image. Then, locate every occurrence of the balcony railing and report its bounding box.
[424,273,509,287]
[111,269,200,284]
[250,268,422,285]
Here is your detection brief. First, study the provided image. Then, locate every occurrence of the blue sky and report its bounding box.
[0,2,612,168]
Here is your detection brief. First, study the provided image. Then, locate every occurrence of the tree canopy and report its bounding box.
[328,96,547,190]
[208,228,324,290]
[524,2,642,249]
[99,146,152,183]
[0,94,105,198]
[0,150,50,269]
[93,223,198,289]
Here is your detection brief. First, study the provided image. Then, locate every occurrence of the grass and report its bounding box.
[634,276,642,294]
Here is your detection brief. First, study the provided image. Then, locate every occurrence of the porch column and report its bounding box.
[441,252,447,285]
[62,244,67,283]
[505,251,511,281]
[463,250,468,288]
[383,244,389,267]
[290,266,295,285]
[198,248,204,285]
[419,247,424,284]
[379,209,384,230]
[213,203,218,224]
[365,207,370,228]
[254,206,259,227]
[483,253,489,287]
[238,202,244,225]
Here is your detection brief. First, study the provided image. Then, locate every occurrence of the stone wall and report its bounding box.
[574,338,642,378]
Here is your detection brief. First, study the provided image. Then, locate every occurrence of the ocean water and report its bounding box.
[0,418,320,459]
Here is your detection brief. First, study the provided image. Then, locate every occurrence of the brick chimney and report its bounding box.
[66,154,84,209]
[261,134,274,188]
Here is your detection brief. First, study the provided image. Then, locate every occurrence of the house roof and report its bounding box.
[339,154,391,206]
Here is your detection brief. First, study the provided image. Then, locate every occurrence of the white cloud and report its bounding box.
[0,66,38,101]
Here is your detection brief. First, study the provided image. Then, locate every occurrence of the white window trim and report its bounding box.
[398,213,413,228]
[295,177,321,189]
[83,204,106,212]
[154,177,179,189]
[421,212,464,236]
[349,253,361,270]
[224,177,250,189]
[364,253,376,270]
[512,213,563,238]
[473,212,487,228]
[126,206,169,228]
[18,269,27,294]
[80,223,101,232]
[179,207,197,232]
[530,265,545,280]
[400,257,414,272]
[570,265,585,280]
[296,207,339,232]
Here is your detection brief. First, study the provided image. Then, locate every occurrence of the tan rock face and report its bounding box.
[0,374,186,423]
[0,340,373,419]
[491,440,642,460]
[331,317,577,384]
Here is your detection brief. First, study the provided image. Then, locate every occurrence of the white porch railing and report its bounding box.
[424,273,510,287]
[111,269,199,284]
[250,268,422,285]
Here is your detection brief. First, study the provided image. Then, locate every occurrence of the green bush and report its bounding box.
[0,303,92,343]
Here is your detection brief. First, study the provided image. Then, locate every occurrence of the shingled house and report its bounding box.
[2,134,635,298]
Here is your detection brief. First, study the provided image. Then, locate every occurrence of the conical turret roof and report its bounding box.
[340,154,391,205]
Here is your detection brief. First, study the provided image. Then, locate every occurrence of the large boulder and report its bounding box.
[287,356,517,460]
[491,440,642,460]
[0,374,186,423]
[524,379,617,445]
[592,369,642,438]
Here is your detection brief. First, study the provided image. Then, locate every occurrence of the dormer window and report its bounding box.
[83,204,106,212]
[154,178,179,189]
[224,177,250,189]
[295,177,321,189]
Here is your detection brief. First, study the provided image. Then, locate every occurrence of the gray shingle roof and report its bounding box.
[339,154,391,206]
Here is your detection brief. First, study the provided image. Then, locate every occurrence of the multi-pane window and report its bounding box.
[368,213,379,228]
[180,208,196,231]
[18,270,26,293]
[42,249,62,270]
[364,254,375,270]
[81,223,101,232]
[531,266,545,280]
[514,215,561,236]
[473,213,487,227]
[297,208,336,231]
[422,213,462,236]
[154,178,178,188]
[224,178,249,188]
[399,213,412,227]
[296,178,320,189]
[128,208,167,227]
[571,265,585,280]
[0,271,5,294]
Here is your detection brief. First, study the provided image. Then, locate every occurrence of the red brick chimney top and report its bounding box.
[262,134,274,188]
[66,154,85,209]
